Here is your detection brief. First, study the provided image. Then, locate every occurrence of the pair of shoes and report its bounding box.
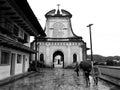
[96,82,98,86]
[86,84,90,87]
[94,82,98,86]
[86,82,90,87]
[89,82,90,86]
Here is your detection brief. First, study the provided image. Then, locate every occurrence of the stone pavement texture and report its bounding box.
[0,68,120,90]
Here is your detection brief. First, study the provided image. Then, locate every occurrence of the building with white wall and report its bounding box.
[38,8,87,68]
[0,0,45,80]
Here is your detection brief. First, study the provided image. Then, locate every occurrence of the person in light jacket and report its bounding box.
[93,65,100,85]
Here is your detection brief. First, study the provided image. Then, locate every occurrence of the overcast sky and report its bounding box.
[28,0,120,56]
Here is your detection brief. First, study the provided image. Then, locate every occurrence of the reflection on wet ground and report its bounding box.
[0,68,120,90]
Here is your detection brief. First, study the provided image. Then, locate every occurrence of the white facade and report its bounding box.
[0,0,45,81]
[0,46,29,80]
[38,42,84,68]
[38,9,87,68]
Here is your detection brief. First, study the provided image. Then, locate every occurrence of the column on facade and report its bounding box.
[46,42,50,66]
[82,43,87,61]
[79,44,83,62]
[67,43,71,67]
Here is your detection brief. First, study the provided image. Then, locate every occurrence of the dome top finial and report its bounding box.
[57,4,60,10]
[45,5,72,18]
[57,4,60,15]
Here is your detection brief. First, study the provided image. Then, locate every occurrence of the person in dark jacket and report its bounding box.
[80,60,92,87]
[74,62,79,76]
[83,68,91,87]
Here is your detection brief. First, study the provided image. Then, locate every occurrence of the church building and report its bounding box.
[38,7,87,68]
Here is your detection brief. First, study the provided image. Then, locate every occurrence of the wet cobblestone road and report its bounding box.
[0,68,120,90]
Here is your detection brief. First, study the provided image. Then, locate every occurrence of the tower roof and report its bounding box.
[45,9,72,18]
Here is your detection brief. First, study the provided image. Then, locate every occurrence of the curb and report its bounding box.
[0,71,35,86]
[99,74,120,86]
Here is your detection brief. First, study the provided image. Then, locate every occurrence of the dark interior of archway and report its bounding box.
[53,51,64,62]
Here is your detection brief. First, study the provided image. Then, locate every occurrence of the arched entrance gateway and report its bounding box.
[53,51,64,68]
[37,7,87,68]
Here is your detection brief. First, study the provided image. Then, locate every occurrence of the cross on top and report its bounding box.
[57,4,60,10]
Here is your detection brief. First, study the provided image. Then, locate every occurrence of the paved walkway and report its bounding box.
[0,68,120,90]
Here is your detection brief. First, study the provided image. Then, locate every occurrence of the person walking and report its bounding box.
[74,62,79,76]
[93,65,100,85]
[80,60,92,87]
[83,68,91,87]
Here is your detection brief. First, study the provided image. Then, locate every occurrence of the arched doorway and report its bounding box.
[40,53,44,62]
[53,51,64,68]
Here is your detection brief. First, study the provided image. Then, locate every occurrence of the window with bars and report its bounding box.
[17,54,22,63]
[24,33,28,42]
[19,30,24,39]
[1,51,10,65]
[13,25,19,36]
[5,18,13,31]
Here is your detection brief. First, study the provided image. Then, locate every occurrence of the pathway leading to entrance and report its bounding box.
[0,69,120,90]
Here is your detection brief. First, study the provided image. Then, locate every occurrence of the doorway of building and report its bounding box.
[10,53,16,75]
[53,51,64,68]
[22,55,26,72]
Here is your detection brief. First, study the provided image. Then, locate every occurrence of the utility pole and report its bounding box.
[87,24,94,69]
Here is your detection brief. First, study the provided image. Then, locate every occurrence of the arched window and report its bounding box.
[73,54,77,63]
[40,53,44,62]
